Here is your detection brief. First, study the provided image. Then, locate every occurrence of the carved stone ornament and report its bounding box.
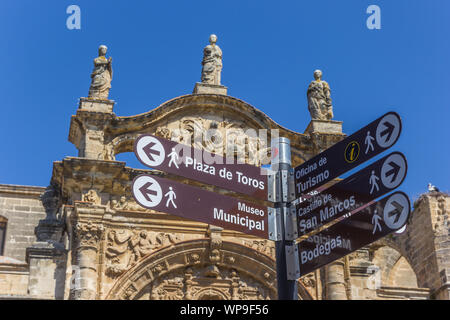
[243,239,275,259]
[155,127,171,140]
[147,267,272,300]
[105,229,181,278]
[81,189,101,205]
[109,195,150,212]
[74,221,104,248]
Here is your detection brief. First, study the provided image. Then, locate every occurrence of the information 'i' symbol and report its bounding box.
[344,141,360,163]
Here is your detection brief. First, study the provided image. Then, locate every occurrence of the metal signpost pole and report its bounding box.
[272,137,298,300]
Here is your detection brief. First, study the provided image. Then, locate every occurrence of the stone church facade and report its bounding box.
[0,40,449,300]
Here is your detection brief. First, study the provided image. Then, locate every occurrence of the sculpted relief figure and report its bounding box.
[201,34,223,85]
[307,70,334,120]
[88,45,113,99]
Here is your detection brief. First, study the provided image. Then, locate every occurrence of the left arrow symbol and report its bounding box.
[143,142,160,162]
[139,182,158,202]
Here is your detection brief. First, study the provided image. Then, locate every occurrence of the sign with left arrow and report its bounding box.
[134,134,269,201]
[132,174,270,239]
[295,191,411,277]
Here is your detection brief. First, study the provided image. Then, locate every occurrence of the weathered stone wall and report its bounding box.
[0,184,46,262]
[0,257,29,297]
[394,192,450,299]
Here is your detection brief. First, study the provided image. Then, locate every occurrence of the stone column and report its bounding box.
[68,98,116,160]
[26,186,67,299]
[324,259,348,300]
[70,221,104,300]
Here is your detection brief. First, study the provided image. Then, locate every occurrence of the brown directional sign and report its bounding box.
[294,112,402,197]
[297,151,407,236]
[132,174,269,239]
[296,191,411,277]
[134,134,268,201]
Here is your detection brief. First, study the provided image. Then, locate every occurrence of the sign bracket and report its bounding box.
[267,171,281,203]
[268,207,282,241]
[285,244,300,281]
[285,206,298,240]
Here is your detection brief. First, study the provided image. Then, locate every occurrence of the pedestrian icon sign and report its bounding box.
[167,148,180,169]
[295,191,411,277]
[295,151,408,237]
[165,186,177,208]
[131,174,270,239]
[293,111,402,198]
[365,131,375,154]
[372,209,382,234]
[369,170,380,194]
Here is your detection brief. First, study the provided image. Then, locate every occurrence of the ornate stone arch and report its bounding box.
[70,93,346,165]
[105,238,312,300]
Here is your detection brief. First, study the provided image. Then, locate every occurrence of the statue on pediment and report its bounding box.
[307,70,333,120]
[88,45,113,99]
[201,34,223,85]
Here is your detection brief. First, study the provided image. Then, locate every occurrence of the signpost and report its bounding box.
[294,112,402,197]
[132,174,269,239]
[129,111,410,301]
[134,134,268,200]
[295,191,411,277]
[296,151,407,236]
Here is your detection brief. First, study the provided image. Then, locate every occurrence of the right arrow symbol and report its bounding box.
[385,161,400,183]
[388,201,404,224]
[139,182,158,202]
[143,142,160,162]
[380,121,395,143]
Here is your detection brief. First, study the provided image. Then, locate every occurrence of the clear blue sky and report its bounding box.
[0,0,448,201]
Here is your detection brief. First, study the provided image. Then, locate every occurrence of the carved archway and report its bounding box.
[105,238,312,300]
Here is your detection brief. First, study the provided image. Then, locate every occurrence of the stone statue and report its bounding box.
[201,34,223,85]
[88,45,113,99]
[307,70,333,120]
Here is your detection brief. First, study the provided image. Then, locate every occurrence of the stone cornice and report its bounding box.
[0,184,45,198]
